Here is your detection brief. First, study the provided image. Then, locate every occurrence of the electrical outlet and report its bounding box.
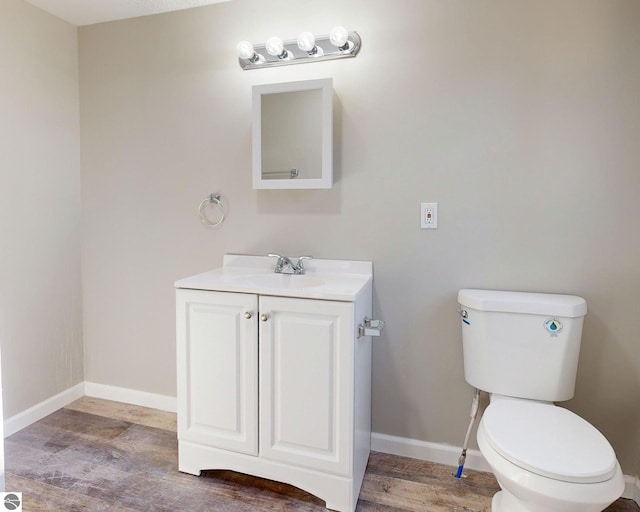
[421,202,438,229]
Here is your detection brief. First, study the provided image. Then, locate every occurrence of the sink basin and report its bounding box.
[229,273,325,289]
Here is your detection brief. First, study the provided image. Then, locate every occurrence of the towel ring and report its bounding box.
[198,194,225,228]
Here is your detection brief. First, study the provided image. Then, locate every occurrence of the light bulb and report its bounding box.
[266,36,285,57]
[297,32,316,52]
[297,31,323,57]
[329,26,349,49]
[236,41,255,60]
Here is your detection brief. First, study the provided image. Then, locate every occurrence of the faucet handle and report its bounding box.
[268,253,284,272]
[296,256,313,274]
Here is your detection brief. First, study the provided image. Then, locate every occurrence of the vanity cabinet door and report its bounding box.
[176,289,258,456]
[258,296,354,476]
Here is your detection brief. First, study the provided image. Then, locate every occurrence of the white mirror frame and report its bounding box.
[252,78,333,190]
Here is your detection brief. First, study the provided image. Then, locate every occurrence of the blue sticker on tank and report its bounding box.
[544,318,563,336]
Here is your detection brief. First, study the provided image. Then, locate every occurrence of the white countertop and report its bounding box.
[175,254,373,302]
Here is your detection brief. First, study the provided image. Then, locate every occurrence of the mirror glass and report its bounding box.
[252,78,333,189]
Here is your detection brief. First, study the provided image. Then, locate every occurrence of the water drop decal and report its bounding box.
[544,318,563,336]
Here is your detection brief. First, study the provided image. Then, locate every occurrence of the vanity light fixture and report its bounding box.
[237,26,361,70]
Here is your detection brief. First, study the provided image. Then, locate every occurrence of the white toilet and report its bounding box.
[458,289,625,512]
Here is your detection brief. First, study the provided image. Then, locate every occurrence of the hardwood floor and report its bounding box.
[5,397,638,512]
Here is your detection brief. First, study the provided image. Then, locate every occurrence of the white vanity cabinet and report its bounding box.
[175,255,375,512]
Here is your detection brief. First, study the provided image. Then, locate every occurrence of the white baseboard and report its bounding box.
[4,382,84,438]
[623,475,640,503]
[84,382,177,413]
[371,431,491,473]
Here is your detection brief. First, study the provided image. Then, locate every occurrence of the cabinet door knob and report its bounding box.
[244,312,252,319]
[260,314,269,322]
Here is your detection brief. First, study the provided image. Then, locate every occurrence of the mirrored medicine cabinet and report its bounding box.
[252,78,333,189]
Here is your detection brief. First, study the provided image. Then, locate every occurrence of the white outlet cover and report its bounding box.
[420,202,438,229]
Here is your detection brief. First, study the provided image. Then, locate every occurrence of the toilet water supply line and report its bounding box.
[455,388,481,479]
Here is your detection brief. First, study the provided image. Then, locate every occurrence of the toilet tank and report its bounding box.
[458,289,587,402]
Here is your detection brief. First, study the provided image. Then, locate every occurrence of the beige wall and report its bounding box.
[79,0,640,474]
[0,0,83,417]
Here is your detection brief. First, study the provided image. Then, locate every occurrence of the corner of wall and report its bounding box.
[3,383,84,438]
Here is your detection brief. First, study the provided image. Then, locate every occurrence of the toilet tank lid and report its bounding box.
[458,289,587,317]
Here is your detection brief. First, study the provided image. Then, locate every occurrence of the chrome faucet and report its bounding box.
[268,254,313,275]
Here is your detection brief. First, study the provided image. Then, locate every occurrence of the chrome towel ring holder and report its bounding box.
[198,193,225,228]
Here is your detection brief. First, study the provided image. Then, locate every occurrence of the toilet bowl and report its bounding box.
[477,398,625,512]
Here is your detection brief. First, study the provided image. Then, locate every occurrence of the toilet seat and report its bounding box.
[482,400,618,484]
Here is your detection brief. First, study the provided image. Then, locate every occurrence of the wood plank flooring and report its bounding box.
[5,397,638,512]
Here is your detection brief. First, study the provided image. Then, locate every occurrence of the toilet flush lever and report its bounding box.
[457,309,470,325]
[358,317,385,338]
